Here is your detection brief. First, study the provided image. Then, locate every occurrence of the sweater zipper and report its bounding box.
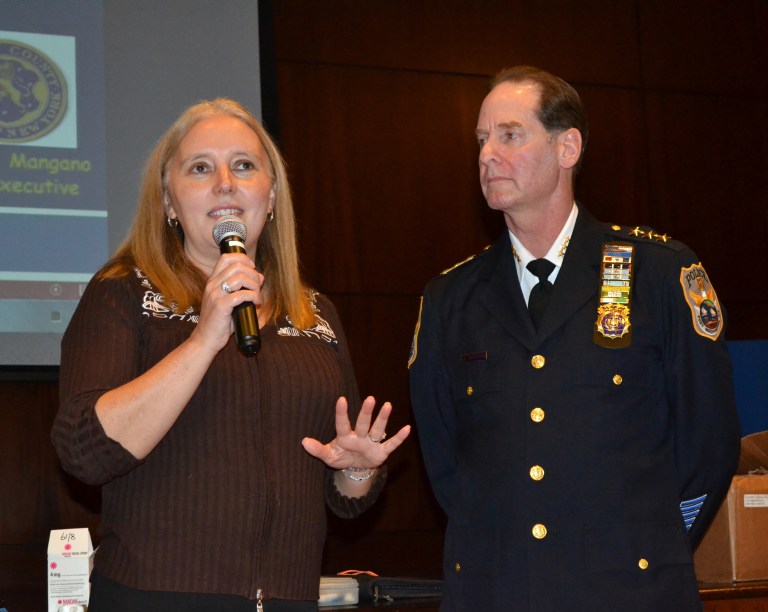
[250,355,276,602]
[253,480,274,600]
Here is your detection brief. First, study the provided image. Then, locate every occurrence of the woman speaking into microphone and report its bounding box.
[51,98,410,611]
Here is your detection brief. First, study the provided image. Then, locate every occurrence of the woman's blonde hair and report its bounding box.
[101,97,316,329]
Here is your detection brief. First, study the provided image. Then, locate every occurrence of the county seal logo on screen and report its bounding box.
[0,39,68,143]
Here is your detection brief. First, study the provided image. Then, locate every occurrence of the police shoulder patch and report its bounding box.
[679,263,723,341]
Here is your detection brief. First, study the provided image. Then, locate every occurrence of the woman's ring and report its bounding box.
[369,432,387,443]
[221,281,233,294]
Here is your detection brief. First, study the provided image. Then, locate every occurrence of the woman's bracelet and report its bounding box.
[341,467,377,482]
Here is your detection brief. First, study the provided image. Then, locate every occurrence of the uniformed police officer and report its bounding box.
[408,66,741,611]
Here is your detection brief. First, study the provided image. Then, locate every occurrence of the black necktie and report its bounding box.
[527,258,555,329]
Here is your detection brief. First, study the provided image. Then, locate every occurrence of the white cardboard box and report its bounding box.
[47,528,93,612]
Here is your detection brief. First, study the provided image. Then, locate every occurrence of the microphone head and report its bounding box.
[212,215,247,245]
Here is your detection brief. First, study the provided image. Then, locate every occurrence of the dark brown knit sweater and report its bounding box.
[52,268,385,602]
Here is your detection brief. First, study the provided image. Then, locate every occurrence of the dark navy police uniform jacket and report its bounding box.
[409,208,741,612]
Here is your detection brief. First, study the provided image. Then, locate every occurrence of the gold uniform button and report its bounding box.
[530,407,545,423]
[529,465,545,481]
[531,355,546,369]
[455,562,461,574]
[532,524,547,539]
[613,374,623,385]
[611,225,622,231]
[466,386,474,396]
[638,558,649,570]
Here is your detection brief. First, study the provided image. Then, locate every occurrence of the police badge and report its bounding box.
[680,263,723,341]
[593,242,634,348]
[596,303,631,338]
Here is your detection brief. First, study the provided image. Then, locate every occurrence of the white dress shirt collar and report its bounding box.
[509,202,579,303]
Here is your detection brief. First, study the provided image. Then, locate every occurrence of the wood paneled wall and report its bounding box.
[2,0,766,596]
[0,380,101,597]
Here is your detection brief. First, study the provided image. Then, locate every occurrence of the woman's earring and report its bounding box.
[266,187,276,222]
[167,216,179,228]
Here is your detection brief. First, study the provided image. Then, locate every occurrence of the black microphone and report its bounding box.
[212,216,261,356]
